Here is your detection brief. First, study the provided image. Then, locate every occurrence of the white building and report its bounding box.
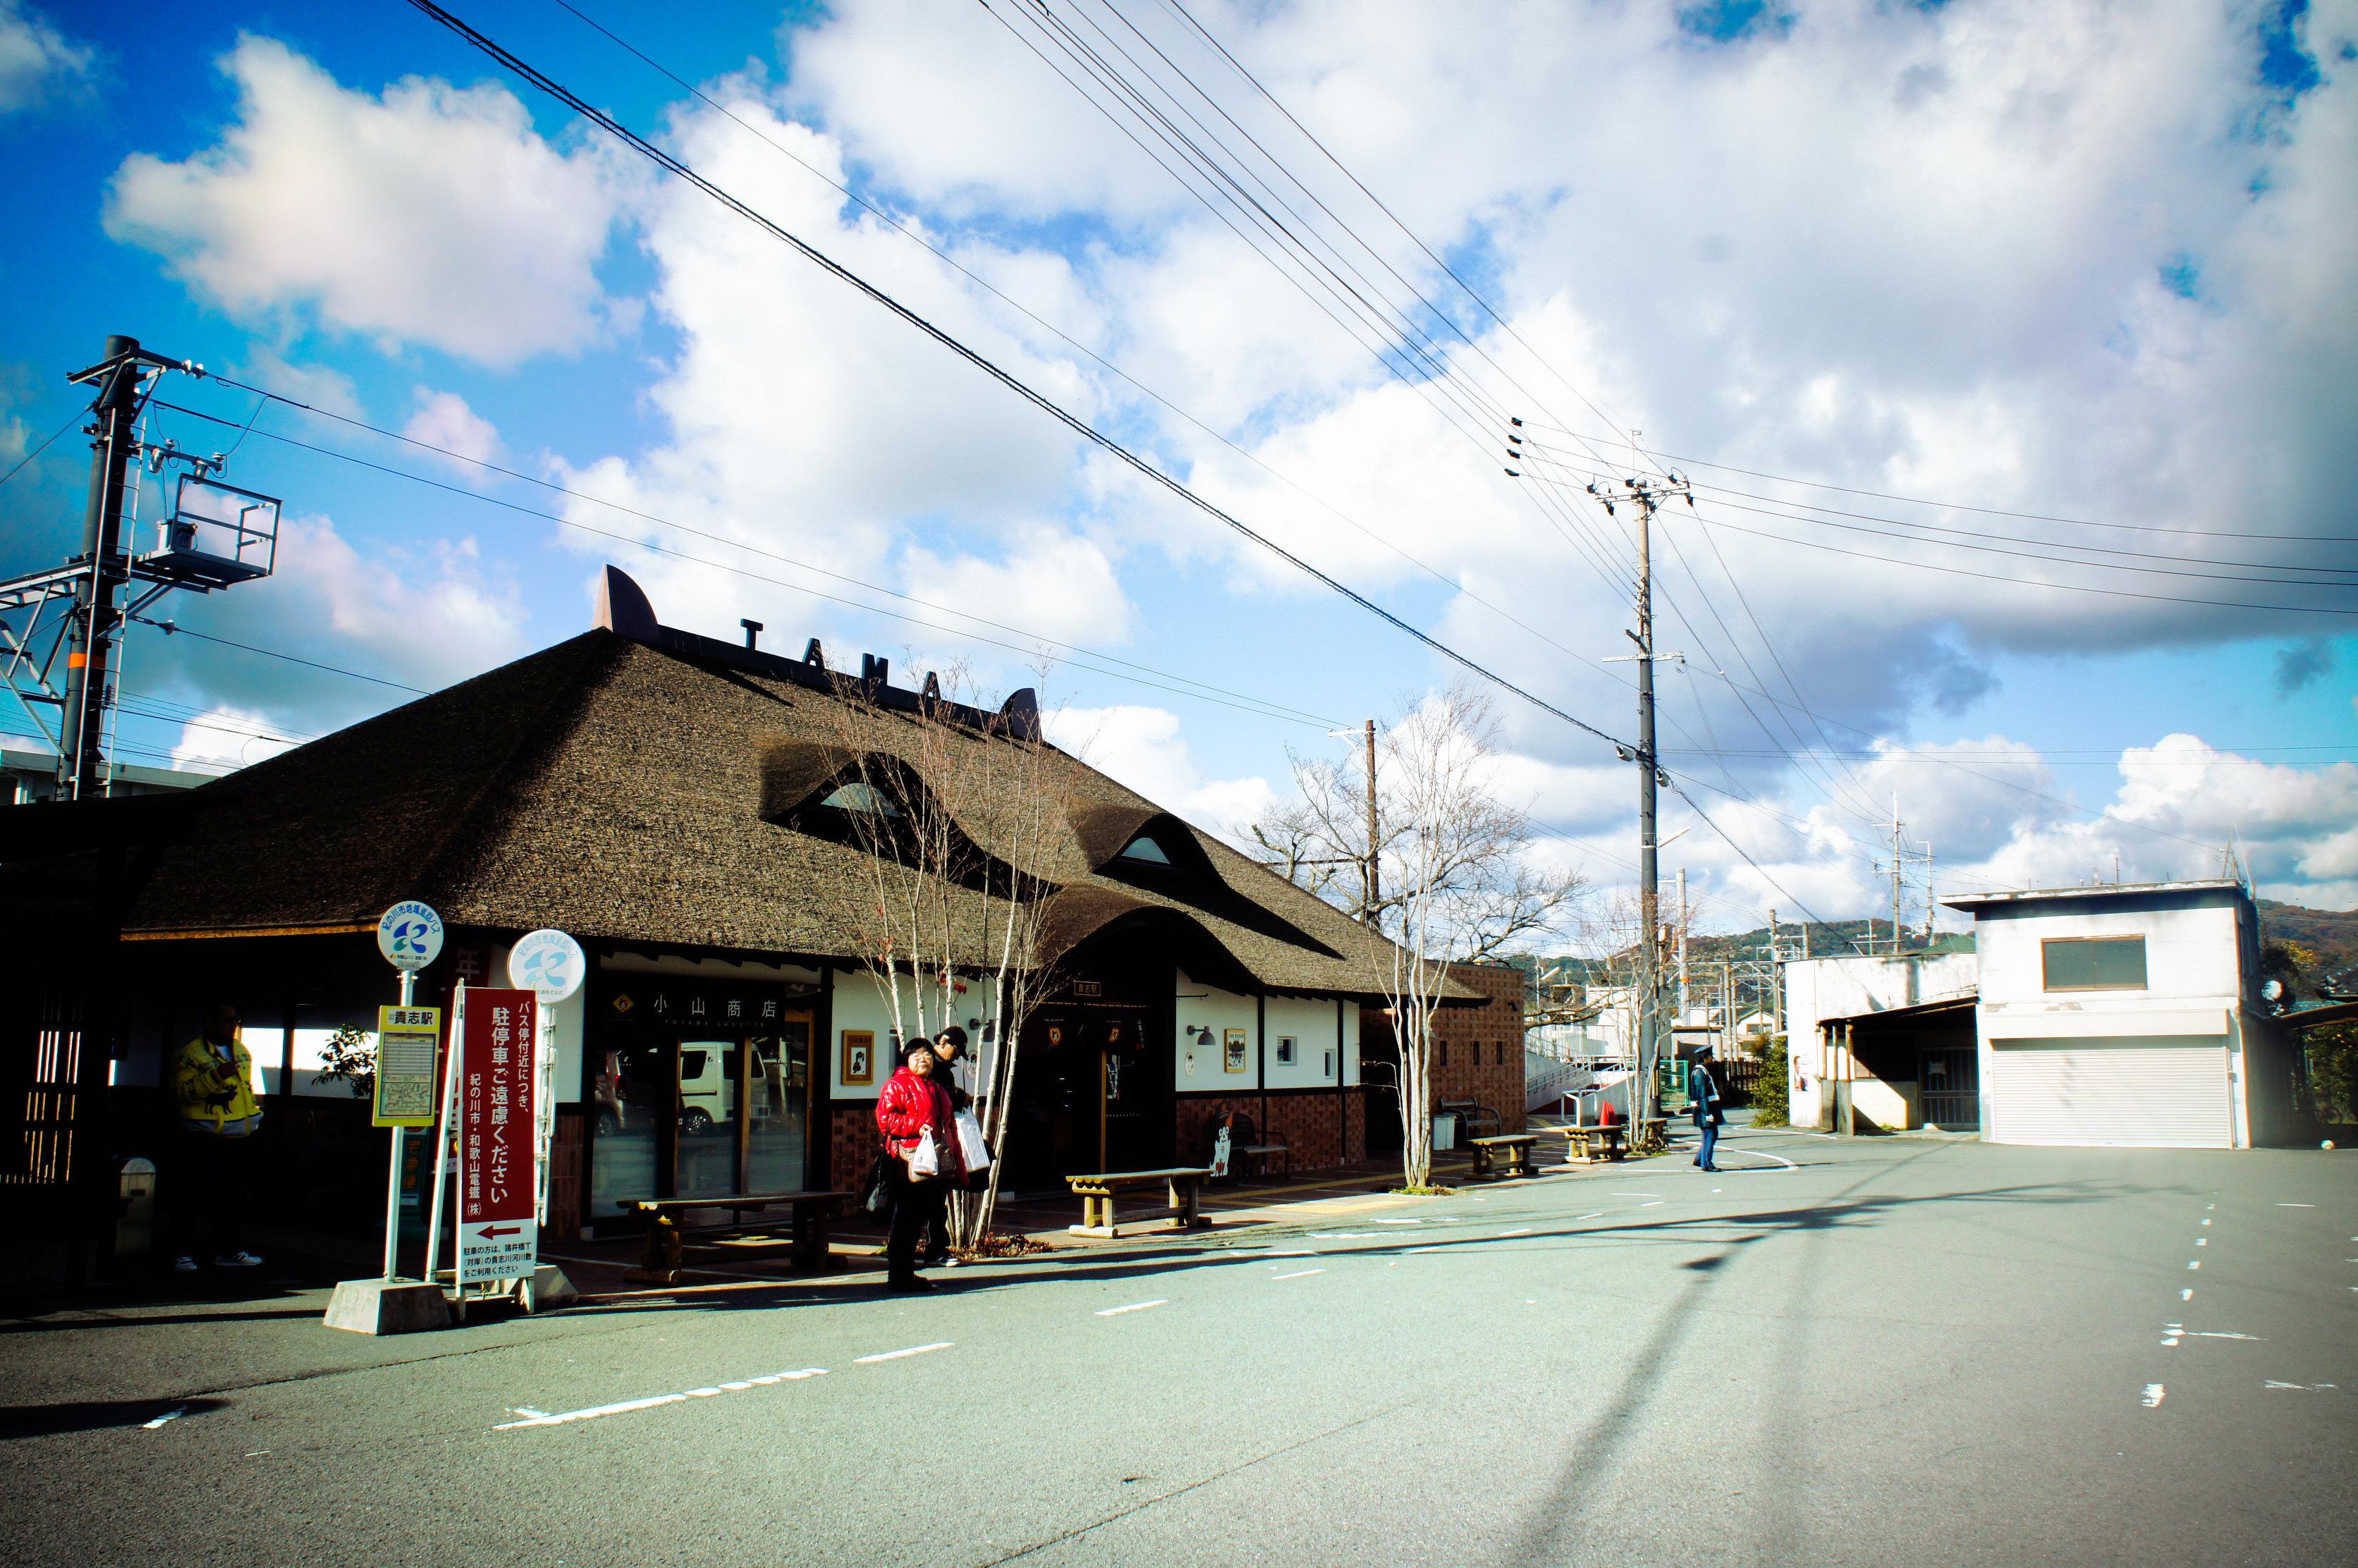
[1947,879,2290,1149]
[1785,949,1979,1131]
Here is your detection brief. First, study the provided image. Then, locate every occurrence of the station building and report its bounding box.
[1,568,1458,1259]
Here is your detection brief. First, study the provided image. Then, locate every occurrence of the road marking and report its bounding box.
[2201,1218,2211,1227]
[492,1368,832,1431]
[2265,1380,2338,1390]
[2187,1261,2201,1270]
[1498,1227,1533,1237]
[2182,1288,2194,1301]
[140,1405,190,1431]
[1271,1269,1325,1280]
[2197,1238,2207,1247]
[1574,1211,1605,1221]
[1094,1301,1167,1317]
[1642,1201,1665,1208]
[1723,1151,1799,1171]
[1404,1244,1455,1254]
[854,1342,955,1362]
[2186,1331,2262,1341]
[1307,1232,1381,1239]
[2142,1384,2165,1408]
[1611,1192,1661,1197]
[1260,1249,1316,1256]
[2277,1203,2314,1208]
[1375,1218,1424,1225]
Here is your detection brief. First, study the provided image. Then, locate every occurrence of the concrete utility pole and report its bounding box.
[1363,718,1379,922]
[1586,467,1693,1121]
[59,336,152,800]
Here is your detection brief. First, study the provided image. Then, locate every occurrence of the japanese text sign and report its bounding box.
[372,1005,441,1129]
[457,986,538,1283]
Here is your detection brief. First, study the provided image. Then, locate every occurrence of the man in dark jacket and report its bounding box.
[1690,1053,1724,1172]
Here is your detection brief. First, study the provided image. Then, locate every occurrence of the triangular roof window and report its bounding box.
[1118,834,1173,866]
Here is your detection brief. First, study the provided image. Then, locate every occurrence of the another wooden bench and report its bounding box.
[618,1190,850,1284]
[1534,1124,1627,1163]
[1067,1167,1213,1237]
[1469,1134,1539,1180]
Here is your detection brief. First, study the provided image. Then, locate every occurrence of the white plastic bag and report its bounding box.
[909,1127,939,1178]
[954,1109,991,1172]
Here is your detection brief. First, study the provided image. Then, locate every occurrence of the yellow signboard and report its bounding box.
[373,1005,442,1128]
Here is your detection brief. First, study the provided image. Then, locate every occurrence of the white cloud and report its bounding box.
[105,37,627,366]
[896,528,1134,649]
[402,388,500,475]
[1044,702,1274,845]
[0,1,91,114]
[166,705,297,773]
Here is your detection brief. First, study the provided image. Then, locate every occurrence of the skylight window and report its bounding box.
[1118,835,1173,865]
[819,781,901,817]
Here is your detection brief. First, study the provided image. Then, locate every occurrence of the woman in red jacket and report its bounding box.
[875,1039,966,1291]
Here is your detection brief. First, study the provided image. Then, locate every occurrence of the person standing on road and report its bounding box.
[920,1027,974,1268]
[171,1002,266,1274]
[1690,1052,1724,1172]
[876,1039,966,1292]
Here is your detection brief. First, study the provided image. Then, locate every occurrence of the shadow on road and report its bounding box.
[0,1395,228,1441]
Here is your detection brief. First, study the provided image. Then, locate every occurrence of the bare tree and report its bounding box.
[814,659,1063,1249]
[1254,686,1586,1188]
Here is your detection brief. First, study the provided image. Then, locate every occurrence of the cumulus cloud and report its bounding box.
[402,388,501,475]
[1044,702,1274,845]
[166,705,298,773]
[0,1,91,113]
[105,37,628,365]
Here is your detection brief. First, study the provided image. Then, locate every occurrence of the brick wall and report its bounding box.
[1429,962,1528,1134]
[1174,1087,1366,1173]
[827,1102,874,1195]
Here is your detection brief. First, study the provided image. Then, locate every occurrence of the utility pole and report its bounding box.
[1363,718,1379,923]
[1582,466,1692,1122]
[2,333,282,802]
[59,336,150,800]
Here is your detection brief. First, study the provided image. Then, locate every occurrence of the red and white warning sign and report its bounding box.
[457,986,539,1284]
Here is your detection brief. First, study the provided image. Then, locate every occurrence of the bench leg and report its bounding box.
[793,1203,828,1273]
[639,1213,683,1282]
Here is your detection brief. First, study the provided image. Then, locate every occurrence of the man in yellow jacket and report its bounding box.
[171,1002,264,1273]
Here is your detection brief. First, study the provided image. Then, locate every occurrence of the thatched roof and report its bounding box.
[100,584,1455,1002]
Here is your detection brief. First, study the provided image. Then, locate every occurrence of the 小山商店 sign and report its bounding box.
[456,986,537,1284]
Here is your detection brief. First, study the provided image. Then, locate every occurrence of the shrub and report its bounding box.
[312,1024,375,1099]
[1750,1038,1790,1127]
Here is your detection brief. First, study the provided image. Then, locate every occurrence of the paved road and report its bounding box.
[4,1127,2352,1566]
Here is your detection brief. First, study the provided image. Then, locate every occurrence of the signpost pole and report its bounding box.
[424,979,465,1320]
[379,966,416,1281]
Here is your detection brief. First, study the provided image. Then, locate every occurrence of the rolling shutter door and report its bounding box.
[1986,1036,2231,1148]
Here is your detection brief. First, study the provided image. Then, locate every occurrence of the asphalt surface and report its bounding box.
[3,1126,2352,1567]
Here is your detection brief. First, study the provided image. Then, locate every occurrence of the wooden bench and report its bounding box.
[618,1190,850,1284]
[1469,1134,1539,1180]
[1067,1168,1213,1237]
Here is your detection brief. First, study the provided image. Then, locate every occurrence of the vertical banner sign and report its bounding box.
[457,986,538,1284]
[372,1005,441,1128]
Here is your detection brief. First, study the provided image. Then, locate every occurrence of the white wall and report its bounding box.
[1971,900,2254,1146]
[1785,952,1978,1127]
[827,969,965,1100]
[1175,969,1257,1091]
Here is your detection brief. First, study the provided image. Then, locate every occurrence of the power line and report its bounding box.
[403,0,1644,759]
[0,409,85,492]
[127,615,430,694]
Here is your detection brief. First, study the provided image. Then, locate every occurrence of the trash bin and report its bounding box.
[114,1156,158,1270]
[1430,1113,1458,1152]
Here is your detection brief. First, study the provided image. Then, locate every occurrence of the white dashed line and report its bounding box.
[2200,1218,2211,1227]
[1375,1218,1424,1225]
[1611,1192,1661,1197]
[140,1405,190,1431]
[1642,1201,1665,1208]
[854,1342,955,1362]
[2182,1288,2194,1301]
[1271,1269,1325,1280]
[2142,1384,2165,1408]
[494,1369,829,1431]
[1574,1212,1605,1221]
[1498,1227,1533,1237]
[1260,1249,1317,1257]
[1094,1301,1167,1317]
[2188,1261,2201,1270]
[2186,1331,2262,1341]
[2197,1238,2207,1247]
[2276,1203,2315,1208]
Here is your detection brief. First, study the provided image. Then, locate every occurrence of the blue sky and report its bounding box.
[1,0,2353,933]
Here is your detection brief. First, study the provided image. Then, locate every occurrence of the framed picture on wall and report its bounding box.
[842,1030,875,1086]
[1223,1027,1247,1072]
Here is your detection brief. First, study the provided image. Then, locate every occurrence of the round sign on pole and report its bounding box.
[377,901,444,972]
[508,929,586,1004]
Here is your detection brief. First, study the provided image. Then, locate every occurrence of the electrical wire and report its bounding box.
[0,410,83,492]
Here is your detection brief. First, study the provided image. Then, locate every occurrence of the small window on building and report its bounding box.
[1276,1036,1296,1065]
[1118,835,1173,865]
[1438,1042,1448,1067]
[1323,1050,1334,1079]
[2042,936,2148,991]
[820,780,901,817]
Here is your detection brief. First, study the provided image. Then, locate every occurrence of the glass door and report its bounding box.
[745,1015,812,1193]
